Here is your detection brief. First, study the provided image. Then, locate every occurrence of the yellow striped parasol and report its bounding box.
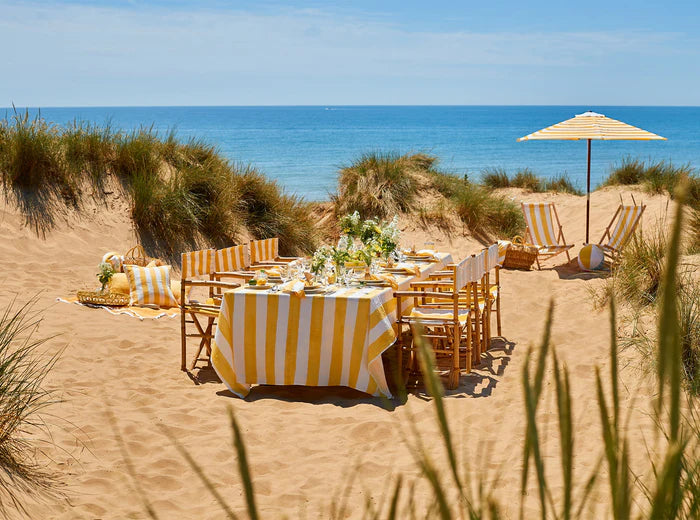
[517,111,666,242]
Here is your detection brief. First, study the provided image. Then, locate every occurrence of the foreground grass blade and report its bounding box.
[228,407,258,520]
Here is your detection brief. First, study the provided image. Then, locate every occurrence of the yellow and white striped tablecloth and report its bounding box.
[211,253,452,398]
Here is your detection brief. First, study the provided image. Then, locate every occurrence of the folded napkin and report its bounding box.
[252,266,282,277]
[367,273,398,290]
[393,262,421,276]
[279,280,306,298]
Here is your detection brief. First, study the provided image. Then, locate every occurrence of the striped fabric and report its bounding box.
[216,245,250,272]
[250,238,279,264]
[605,206,645,251]
[212,253,453,398]
[181,249,215,279]
[497,240,510,266]
[522,203,560,247]
[454,256,472,290]
[471,250,486,281]
[518,111,666,142]
[212,286,396,398]
[125,265,179,308]
[486,243,500,270]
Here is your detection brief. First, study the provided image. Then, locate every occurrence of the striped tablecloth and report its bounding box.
[211,253,452,398]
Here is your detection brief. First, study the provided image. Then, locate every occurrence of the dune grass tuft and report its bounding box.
[335,152,422,218]
[430,170,524,240]
[0,299,62,515]
[603,157,698,202]
[482,167,583,195]
[0,112,318,259]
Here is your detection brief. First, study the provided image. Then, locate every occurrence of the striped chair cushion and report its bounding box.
[181,249,215,279]
[250,238,279,264]
[125,265,179,308]
[216,245,250,272]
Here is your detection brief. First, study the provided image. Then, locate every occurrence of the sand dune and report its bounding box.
[0,186,678,518]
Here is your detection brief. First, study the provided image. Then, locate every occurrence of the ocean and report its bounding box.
[7,105,699,200]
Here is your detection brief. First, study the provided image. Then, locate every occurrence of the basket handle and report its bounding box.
[124,245,146,258]
[511,235,525,246]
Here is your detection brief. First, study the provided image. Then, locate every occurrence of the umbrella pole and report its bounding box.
[586,139,591,244]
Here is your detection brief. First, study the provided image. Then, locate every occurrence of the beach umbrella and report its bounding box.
[517,111,666,243]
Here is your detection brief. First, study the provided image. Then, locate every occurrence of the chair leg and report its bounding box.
[180,308,187,371]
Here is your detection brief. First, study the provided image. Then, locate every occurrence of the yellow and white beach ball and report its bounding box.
[578,244,605,271]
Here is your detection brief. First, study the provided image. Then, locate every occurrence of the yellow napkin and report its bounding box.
[279,280,306,298]
[367,273,398,290]
[416,249,439,261]
[394,262,421,276]
[252,266,282,277]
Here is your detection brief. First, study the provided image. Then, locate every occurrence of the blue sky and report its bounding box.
[2,0,699,106]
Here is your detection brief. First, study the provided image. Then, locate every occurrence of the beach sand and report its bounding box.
[0,187,679,518]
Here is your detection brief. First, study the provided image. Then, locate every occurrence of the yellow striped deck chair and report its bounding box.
[598,204,646,263]
[180,248,239,372]
[250,237,300,266]
[395,255,477,389]
[521,202,574,269]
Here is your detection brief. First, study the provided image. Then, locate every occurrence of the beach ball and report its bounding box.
[578,244,605,271]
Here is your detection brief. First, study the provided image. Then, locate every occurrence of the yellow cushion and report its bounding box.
[409,306,470,324]
[124,265,179,308]
[109,273,131,295]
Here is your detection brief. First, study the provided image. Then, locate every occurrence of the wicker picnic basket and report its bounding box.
[502,236,538,270]
[122,245,149,267]
[77,290,130,307]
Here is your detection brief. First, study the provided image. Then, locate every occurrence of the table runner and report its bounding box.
[211,253,452,398]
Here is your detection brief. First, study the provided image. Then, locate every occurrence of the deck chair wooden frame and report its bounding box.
[249,238,301,267]
[597,204,646,265]
[395,256,475,390]
[521,202,574,269]
[180,248,240,372]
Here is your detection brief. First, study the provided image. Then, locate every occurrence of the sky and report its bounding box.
[1,0,699,107]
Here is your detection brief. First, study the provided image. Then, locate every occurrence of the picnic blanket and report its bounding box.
[57,297,180,321]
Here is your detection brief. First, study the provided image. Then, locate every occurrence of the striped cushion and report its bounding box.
[216,245,250,272]
[250,238,279,264]
[181,249,215,279]
[125,265,179,308]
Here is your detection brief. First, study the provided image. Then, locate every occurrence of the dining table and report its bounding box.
[210,252,453,398]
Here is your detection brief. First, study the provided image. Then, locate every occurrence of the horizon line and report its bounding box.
[4,104,700,110]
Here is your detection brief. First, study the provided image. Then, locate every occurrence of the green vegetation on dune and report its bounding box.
[0,112,318,257]
[482,166,583,195]
[335,152,525,240]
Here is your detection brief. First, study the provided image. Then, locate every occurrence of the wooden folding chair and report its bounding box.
[180,248,240,371]
[249,238,301,267]
[597,204,646,265]
[395,256,476,390]
[484,243,502,338]
[521,202,575,269]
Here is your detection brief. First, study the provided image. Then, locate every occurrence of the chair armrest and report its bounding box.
[394,291,456,300]
[184,280,241,289]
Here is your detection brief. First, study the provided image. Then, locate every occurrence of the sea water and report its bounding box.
[7,105,699,200]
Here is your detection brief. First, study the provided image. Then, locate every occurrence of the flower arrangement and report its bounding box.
[311,246,332,274]
[97,262,115,292]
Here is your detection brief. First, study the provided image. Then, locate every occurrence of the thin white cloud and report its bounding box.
[0,1,696,105]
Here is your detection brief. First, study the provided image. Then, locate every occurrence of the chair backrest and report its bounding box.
[497,240,510,267]
[486,243,500,271]
[522,202,561,247]
[604,205,645,251]
[216,244,250,272]
[250,238,279,264]
[454,252,486,291]
[181,248,215,280]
